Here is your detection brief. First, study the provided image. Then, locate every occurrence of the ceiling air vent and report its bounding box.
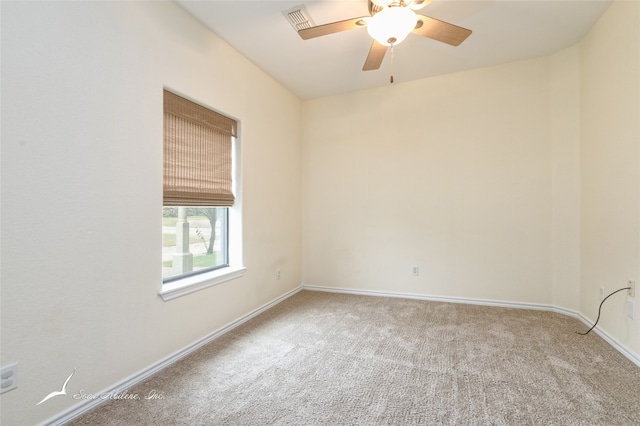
[282,5,315,32]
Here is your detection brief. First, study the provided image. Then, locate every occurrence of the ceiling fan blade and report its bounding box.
[362,40,388,71]
[413,15,472,46]
[298,17,368,40]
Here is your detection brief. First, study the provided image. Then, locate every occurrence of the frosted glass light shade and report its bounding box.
[367,6,418,46]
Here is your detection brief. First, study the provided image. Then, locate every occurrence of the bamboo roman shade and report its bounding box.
[163,90,236,207]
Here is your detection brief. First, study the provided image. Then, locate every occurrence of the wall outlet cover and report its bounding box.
[626,300,636,319]
[0,363,18,394]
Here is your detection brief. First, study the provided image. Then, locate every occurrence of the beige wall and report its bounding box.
[0,2,301,424]
[579,0,640,352]
[302,57,555,304]
[550,46,581,311]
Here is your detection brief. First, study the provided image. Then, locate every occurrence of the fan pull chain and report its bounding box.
[390,42,395,84]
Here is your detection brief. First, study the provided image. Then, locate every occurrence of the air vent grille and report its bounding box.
[283,5,315,31]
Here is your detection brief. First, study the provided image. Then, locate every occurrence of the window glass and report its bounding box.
[162,207,228,282]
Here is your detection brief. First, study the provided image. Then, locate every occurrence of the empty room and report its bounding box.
[1,0,639,424]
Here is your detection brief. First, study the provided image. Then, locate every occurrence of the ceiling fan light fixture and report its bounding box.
[367,6,417,46]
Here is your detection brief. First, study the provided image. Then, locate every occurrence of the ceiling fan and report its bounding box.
[297,0,472,73]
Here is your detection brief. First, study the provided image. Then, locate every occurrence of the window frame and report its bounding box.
[159,92,244,301]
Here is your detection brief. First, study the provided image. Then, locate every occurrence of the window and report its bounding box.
[160,90,244,300]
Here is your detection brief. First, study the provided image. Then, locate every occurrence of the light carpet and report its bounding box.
[69,290,640,425]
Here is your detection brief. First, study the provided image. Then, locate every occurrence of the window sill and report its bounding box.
[159,266,246,301]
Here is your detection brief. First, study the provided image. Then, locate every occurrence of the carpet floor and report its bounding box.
[69,290,640,425]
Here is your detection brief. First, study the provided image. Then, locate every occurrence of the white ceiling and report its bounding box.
[175,0,612,100]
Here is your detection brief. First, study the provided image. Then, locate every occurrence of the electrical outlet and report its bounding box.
[276,268,281,280]
[0,363,18,394]
[626,300,636,319]
[599,287,605,301]
[411,265,419,276]
[628,281,636,298]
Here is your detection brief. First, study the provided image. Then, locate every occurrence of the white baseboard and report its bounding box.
[302,284,640,368]
[40,285,304,426]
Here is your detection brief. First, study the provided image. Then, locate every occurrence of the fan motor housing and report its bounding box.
[369,0,429,16]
